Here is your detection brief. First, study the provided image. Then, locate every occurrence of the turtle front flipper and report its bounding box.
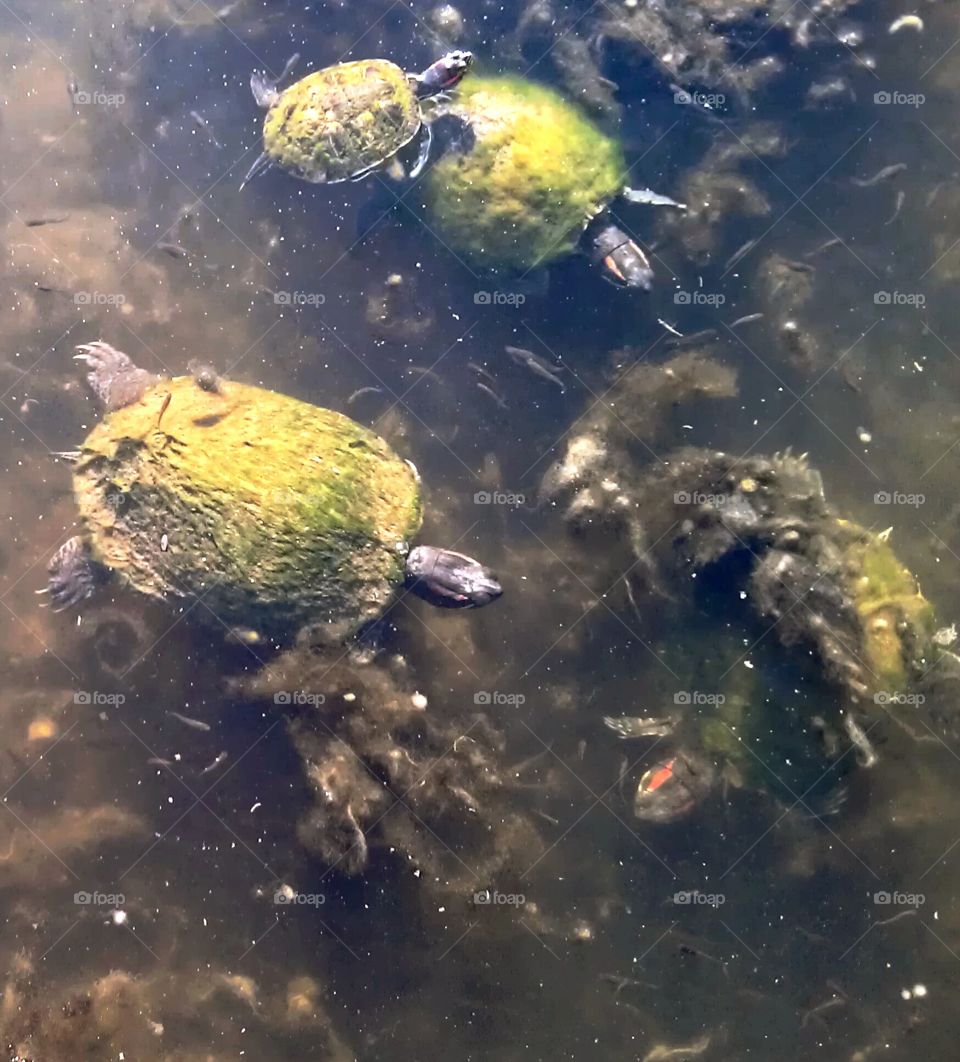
[405,545,502,608]
[249,52,299,108]
[46,536,108,611]
[74,342,159,411]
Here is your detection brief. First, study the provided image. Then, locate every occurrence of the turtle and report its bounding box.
[241,51,473,188]
[46,342,501,644]
[420,74,685,289]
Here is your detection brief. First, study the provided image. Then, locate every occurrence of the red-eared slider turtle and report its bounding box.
[421,75,685,288]
[47,343,501,643]
[242,51,473,187]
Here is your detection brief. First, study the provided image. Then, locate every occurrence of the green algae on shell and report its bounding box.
[423,75,626,271]
[74,375,422,640]
[262,59,421,183]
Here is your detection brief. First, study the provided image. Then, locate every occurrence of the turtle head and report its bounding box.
[588,221,654,291]
[405,545,501,608]
[416,51,473,98]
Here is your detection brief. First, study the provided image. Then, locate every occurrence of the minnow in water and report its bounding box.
[157,242,189,259]
[168,710,211,732]
[805,236,843,257]
[885,189,906,225]
[199,750,228,776]
[24,214,70,227]
[347,386,383,405]
[476,382,507,409]
[724,237,759,271]
[729,313,764,327]
[505,346,565,392]
[189,110,222,149]
[851,163,907,188]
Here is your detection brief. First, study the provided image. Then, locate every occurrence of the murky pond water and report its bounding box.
[2,0,960,1058]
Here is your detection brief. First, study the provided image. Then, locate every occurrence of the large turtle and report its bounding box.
[242,51,473,188]
[421,74,685,289]
[47,343,501,643]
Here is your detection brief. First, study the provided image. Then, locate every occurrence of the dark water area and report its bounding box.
[1,0,960,1059]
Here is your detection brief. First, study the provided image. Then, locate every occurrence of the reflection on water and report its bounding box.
[2,0,960,1057]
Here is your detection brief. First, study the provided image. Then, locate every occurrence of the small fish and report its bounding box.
[467,361,498,388]
[505,346,565,391]
[405,365,443,385]
[347,386,383,405]
[805,236,843,257]
[729,313,764,327]
[665,328,718,350]
[156,391,172,428]
[157,242,189,259]
[851,163,907,188]
[780,258,816,274]
[476,382,507,410]
[189,110,222,149]
[168,710,211,732]
[24,214,70,227]
[724,237,759,271]
[603,715,677,739]
[147,757,174,768]
[889,14,923,33]
[656,318,683,337]
[885,189,906,225]
[621,187,687,210]
[199,750,228,776]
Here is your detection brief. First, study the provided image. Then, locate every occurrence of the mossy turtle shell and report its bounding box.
[73,376,423,640]
[423,75,626,271]
[262,58,422,183]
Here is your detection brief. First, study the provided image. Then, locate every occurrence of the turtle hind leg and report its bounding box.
[45,536,108,612]
[74,341,158,410]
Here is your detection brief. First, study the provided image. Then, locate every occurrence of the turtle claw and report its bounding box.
[47,536,106,612]
[75,341,156,410]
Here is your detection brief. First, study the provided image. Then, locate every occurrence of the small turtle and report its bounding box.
[422,75,685,289]
[242,51,473,188]
[47,343,501,644]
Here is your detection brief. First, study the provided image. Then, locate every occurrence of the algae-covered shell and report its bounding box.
[262,59,421,182]
[73,375,422,639]
[423,75,625,271]
[837,520,935,694]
